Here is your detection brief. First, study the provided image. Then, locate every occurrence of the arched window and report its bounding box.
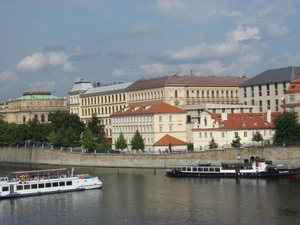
[175,90,178,98]
[41,114,45,122]
[186,91,189,98]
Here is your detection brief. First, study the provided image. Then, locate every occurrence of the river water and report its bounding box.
[0,163,300,225]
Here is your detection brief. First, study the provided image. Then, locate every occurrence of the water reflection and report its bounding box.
[1,164,300,225]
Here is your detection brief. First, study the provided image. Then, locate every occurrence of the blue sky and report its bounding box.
[0,0,299,102]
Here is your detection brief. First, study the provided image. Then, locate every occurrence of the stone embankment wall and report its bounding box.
[0,146,300,168]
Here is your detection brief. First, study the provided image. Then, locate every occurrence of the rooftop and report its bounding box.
[126,74,248,90]
[240,66,300,87]
[111,101,186,116]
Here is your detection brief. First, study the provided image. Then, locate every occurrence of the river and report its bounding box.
[0,163,300,225]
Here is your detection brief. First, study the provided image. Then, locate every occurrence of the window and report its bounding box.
[175,90,178,98]
[159,127,162,132]
[259,85,262,97]
[210,132,213,138]
[159,116,162,122]
[222,132,225,138]
[199,132,202,138]
[169,116,172,122]
[204,132,207,138]
[244,131,247,137]
[169,126,172,132]
[288,95,295,102]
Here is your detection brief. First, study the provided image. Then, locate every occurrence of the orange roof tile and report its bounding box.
[154,134,186,146]
[286,77,300,93]
[111,101,186,116]
[193,112,281,130]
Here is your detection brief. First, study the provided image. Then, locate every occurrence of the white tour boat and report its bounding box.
[166,157,300,178]
[0,168,102,199]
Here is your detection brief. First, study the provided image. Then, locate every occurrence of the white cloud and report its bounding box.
[226,25,261,43]
[0,69,19,83]
[265,24,294,40]
[140,63,168,75]
[111,69,125,77]
[17,51,77,72]
[28,81,56,91]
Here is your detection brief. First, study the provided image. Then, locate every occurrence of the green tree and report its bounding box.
[252,131,264,146]
[82,128,97,152]
[115,132,127,151]
[273,111,300,146]
[208,138,219,149]
[131,130,145,153]
[48,111,85,142]
[86,114,105,143]
[231,133,243,148]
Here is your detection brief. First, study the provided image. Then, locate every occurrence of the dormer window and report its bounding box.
[253,122,258,126]
[242,122,246,126]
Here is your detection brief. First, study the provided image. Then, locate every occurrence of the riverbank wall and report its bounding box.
[0,146,300,168]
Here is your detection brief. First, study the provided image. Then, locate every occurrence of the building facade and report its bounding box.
[192,110,280,151]
[69,79,133,137]
[0,91,68,124]
[111,101,187,153]
[282,77,300,121]
[239,66,300,112]
[126,71,248,106]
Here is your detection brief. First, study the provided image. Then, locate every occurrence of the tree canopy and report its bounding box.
[115,132,128,151]
[273,111,300,145]
[208,138,219,149]
[231,133,243,148]
[131,130,145,153]
[252,131,263,145]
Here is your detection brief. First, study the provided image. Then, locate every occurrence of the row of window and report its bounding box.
[198,130,272,138]
[128,91,164,102]
[81,105,126,116]
[22,114,47,123]
[114,116,153,124]
[80,94,126,106]
[183,90,238,98]
[1,181,73,192]
[243,83,286,98]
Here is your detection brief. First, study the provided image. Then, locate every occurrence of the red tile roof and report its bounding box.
[126,74,248,90]
[154,134,187,146]
[193,112,281,130]
[111,101,186,116]
[286,77,300,93]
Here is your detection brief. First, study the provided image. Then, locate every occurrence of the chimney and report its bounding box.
[190,70,194,76]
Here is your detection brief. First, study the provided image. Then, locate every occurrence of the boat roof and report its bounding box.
[8,168,69,176]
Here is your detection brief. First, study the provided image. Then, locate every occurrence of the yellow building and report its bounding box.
[0,91,68,124]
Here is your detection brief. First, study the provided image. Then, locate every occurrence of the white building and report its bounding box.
[111,101,187,153]
[192,110,280,151]
[239,66,300,112]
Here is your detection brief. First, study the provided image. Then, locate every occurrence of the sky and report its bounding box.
[0,0,300,103]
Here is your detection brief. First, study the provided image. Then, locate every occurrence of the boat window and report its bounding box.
[209,168,214,172]
[31,184,37,189]
[24,185,30,190]
[198,167,203,172]
[215,168,220,172]
[187,167,191,172]
[17,185,23,190]
[204,168,208,172]
[182,167,186,172]
[39,183,44,188]
[59,182,65,186]
[66,181,72,186]
[46,183,51,188]
[2,186,9,192]
[53,182,58,187]
[192,167,197,172]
